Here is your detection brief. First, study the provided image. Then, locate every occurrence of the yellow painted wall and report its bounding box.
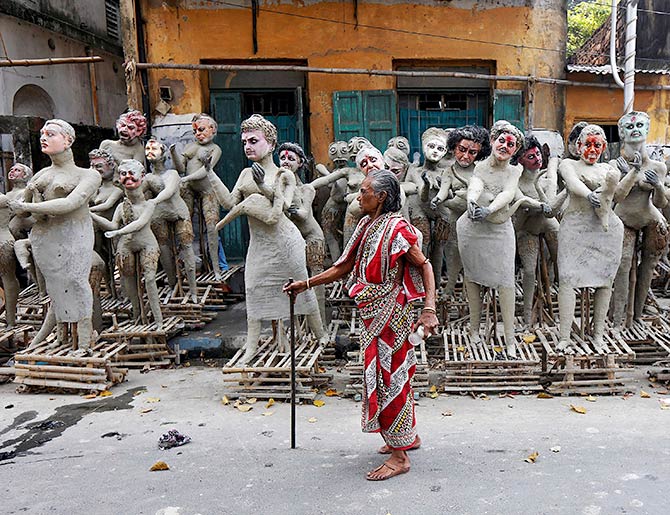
[565,73,670,146]
[140,0,566,160]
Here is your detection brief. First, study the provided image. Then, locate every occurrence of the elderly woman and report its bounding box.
[456,121,525,358]
[206,115,323,363]
[11,119,101,352]
[557,124,622,353]
[285,169,438,482]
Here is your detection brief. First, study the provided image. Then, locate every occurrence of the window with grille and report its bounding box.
[105,0,120,41]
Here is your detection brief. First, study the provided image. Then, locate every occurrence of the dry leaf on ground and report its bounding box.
[236,405,253,412]
[325,389,339,397]
[139,408,153,414]
[570,404,587,414]
[308,417,317,423]
[150,461,169,471]
[525,452,539,463]
[82,393,97,399]
[146,397,160,403]
[247,398,258,404]
[265,398,275,408]
[441,411,453,417]
[313,400,325,407]
[640,391,651,398]
[537,392,553,399]
[585,395,597,402]
[522,334,536,344]
[99,390,113,397]
[221,396,230,405]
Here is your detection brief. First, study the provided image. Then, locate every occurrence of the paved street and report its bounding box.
[2,364,669,515]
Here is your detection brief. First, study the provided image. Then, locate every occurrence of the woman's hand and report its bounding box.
[416,310,439,337]
[283,279,308,296]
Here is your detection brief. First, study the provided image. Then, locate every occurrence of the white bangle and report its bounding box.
[306,278,311,289]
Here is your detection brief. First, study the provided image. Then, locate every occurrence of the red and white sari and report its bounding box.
[335,212,425,449]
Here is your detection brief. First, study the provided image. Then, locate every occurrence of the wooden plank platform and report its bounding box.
[99,316,183,368]
[13,337,127,393]
[221,337,328,401]
[542,354,635,396]
[0,324,33,364]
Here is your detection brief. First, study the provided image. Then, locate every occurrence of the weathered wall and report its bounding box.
[0,14,127,127]
[565,73,670,146]
[140,0,566,160]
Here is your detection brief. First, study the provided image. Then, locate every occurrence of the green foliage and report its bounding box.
[567,1,613,56]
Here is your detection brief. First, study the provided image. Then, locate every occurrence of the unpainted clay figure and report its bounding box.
[0,193,20,327]
[430,126,491,295]
[407,128,449,285]
[315,141,351,261]
[11,120,101,353]
[387,135,420,168]
[7,164,45,295]
[557,125,623,354]
[91,160,163,328]
[170,113,224,280]
[610,111,668,327]
[513,135,565,326]
[206,114,321,364]
[89,148,123,294]
[100,110,147,166]
[279,142,330,335]
[456,121,527,358]
[342,138,373,245]
[383,147,416,220]
[145,137,199,302]
[7,164,35,240]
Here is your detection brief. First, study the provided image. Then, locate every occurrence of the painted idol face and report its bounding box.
[454,139,482,168]
[279,149,302,173]
[492,132,518,162]
[578,134,606,165]
[518,146,543,172]
[241,129,273,162]
[619,113,649,144]
[193,119,216,144]
[423,137,447,163]
[40,123,71,155]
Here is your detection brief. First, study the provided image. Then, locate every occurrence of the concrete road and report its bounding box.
[1,367,669,515]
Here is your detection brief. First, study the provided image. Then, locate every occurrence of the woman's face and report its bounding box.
[279,149,302,173]
[578,134,606,165]
[492,132,518,162]
[242,129,273,162]
[357,176,384,216]
[423,137,447,163]
[8,164,29,182]
[40,124,70,155]
[620,114,649,144]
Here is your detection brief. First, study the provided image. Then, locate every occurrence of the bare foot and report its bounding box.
[366,453,410,481]
[378,435,421,455]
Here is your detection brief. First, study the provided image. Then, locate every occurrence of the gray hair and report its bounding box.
[578,124,606,144]
[368,169,402,214]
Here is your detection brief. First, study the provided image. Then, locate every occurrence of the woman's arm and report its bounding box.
[404,244,439,336]
[90,210,118,232]
[283,254,356,295]
[310,168,347,190]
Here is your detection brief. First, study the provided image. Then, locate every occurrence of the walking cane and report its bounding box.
[287,277,297,449]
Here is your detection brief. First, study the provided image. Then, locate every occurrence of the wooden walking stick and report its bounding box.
[287,277,297,449]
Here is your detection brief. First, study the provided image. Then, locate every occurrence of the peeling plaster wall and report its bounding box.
[141,0,566,160]
[0,14,127,127]
[565,73,670,146]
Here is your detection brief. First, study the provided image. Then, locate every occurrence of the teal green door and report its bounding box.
[333,90,397,150]
[210,91,249,261]
[493,90,525,130]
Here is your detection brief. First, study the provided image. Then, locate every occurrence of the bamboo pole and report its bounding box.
[0,56,103,67]
[132,62,670,91]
